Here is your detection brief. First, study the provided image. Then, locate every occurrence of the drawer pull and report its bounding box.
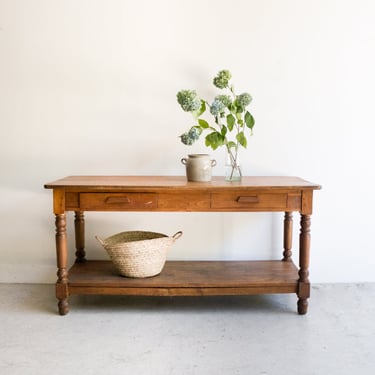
[104,196,155,206]
[105,197,131,204]
[236,196,259,203]
[80,193,157,210]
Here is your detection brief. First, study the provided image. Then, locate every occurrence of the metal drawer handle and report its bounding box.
[236,196,259,203]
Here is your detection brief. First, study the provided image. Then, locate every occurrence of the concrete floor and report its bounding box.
[0,283,374,375]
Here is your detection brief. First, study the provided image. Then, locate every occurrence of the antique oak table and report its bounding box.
[44,176,321,315]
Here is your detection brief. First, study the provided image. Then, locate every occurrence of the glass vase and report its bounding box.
[225,147,242,181]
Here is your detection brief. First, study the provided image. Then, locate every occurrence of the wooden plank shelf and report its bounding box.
[68,260,299,296]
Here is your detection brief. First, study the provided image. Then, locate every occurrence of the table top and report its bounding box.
[44,176,321,191]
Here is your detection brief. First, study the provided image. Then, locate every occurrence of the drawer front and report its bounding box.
[158,193,210,211]
[79,193,157,211]
[211,192,288,211]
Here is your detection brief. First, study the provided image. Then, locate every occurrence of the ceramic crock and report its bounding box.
[181,154,216,182]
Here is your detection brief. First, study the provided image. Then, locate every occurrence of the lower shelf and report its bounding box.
[68,260,299,296]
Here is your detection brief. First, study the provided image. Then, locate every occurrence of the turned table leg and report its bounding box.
[297,214,311,315]
[282,212,293,261]
[55,213,69,315]
[74,211,86,263]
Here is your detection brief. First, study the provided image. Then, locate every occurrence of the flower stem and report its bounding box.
[226,144,242,180]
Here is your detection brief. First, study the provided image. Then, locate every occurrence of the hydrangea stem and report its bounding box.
[226,144,242,179]
[229,85,242,179]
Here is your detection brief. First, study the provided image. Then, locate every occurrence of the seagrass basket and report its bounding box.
[96,231,182,278]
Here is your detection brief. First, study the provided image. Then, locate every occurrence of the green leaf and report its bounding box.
[245,111,255,129]
[234,100,244,113]
[221,126,228,137]
[227,141,237,149]
[198,119,209,129]
[226,114,235,131]
[230,102,238,113]
[236,131,247,148]
[205,131,225,150]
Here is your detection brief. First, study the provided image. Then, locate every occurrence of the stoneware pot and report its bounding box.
[181,154,216,182]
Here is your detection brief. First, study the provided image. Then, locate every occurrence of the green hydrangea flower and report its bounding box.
[215,95,232,108]
[213,70,232,89]
[237,93,252,108]
[180,127,202,145]
[188,126,201,140]
[210,99,226,116]
[180,132,194,145]
[177,90,201,112]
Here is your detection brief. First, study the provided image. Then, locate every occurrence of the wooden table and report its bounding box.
[44,176,321,315]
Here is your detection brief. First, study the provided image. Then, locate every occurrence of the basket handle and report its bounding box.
[172,231,183,240]
[95,235,106,246]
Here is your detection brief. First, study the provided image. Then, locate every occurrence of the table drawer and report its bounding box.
[79,193,157,211]
[211,192,287,211]
[158,193,210,211]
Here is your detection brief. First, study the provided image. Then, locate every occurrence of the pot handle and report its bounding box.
[211,159,217,167]
[181,158,187,165]
[172,231,183,240]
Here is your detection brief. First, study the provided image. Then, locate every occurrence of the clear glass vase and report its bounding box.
[225,147,242,181]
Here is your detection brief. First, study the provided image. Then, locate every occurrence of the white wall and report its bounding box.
[1,0,374,283]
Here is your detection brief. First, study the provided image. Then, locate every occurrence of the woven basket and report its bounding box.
[96,231,182,278]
